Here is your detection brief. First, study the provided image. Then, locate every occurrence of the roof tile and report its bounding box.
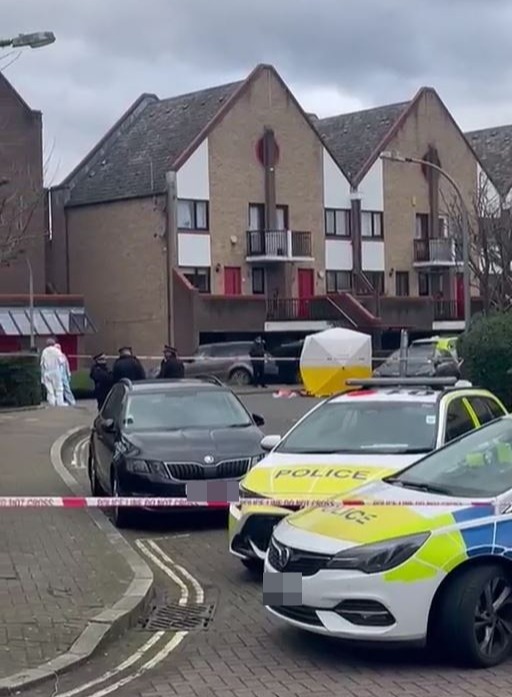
[465,125,512,197]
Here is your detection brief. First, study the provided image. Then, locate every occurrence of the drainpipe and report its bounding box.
[165,171,178,347]
[350,189,362,282]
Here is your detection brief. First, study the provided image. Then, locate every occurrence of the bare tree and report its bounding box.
[443,171,512,313]
[0,175,47,266]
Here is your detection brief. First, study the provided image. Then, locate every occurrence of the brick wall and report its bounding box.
[383,89,478,296]
[207,67,325,297]
[0,75,45,294]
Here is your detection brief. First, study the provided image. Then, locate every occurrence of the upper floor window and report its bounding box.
[248,204,288,231]
[325,209,350,237]
[178,200,209,231]
[361,211,383,238]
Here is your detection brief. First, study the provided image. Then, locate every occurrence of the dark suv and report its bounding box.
[88,377,265,528]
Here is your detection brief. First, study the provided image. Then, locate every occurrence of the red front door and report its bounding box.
[455,274,464,319]
[224,267,242,295]
[298,268,314,318]
[57,335,78,371]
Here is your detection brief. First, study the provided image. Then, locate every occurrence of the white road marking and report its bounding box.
[70,437,88,469]
[55,631,165,697]
[75,631,187,697]
[135,539,190,605]
[147,539,204,604]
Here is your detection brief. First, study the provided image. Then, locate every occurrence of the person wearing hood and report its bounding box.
[90,353,113,410]
[112,346,146,383]
[55,343,76,406]
[40,338,65,406]
[249,336,267,388]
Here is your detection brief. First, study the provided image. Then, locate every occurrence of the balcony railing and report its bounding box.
[246,229,312,259]
[413,238,462,265]
[433,298,484,321]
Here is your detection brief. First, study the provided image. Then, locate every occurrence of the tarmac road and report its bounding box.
[22,393,512,697]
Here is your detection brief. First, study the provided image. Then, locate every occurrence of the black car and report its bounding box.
[88,377,265,528]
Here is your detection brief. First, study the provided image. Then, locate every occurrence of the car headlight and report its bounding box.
[326,532,430,574]
[250,453,265,468]
[239,484,268,500]
[125,459,168,476]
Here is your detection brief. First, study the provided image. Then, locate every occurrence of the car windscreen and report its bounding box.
[274,399,438,454]
[386,416,512,498]
[123,390,253,431]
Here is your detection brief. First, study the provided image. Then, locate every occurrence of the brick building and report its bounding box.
[0,73,93,360]
[48,65,493,356]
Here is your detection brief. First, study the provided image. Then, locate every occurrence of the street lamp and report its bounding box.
[0,32,56,49]
[380,150,471,328]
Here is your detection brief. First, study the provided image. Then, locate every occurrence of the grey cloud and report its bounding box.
[2,0,512,178]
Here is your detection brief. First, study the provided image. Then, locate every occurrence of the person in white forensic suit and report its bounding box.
[40,338,65,406]
[55,343,76,406]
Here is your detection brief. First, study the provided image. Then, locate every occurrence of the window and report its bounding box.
[275,400,438,455]
[326,270,352,293]
[395,271,409,297]
[365,271,384,294]
[124,389,252,431]
[325,209,350,237]
[210,342,251,357]
[177,200,208,230]
[415,213,429,240]
[468,397,506,425]
[248,204,288,231]
[252,267,265,294]
[101,386,125,420]
[445,399,474,443]
[183,268,211,293]
[418,272,429,296]
[361,211,383,238]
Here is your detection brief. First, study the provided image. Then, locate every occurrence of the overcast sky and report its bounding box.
[3,0,512,182]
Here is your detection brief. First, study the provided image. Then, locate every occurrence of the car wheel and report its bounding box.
[110,470,134,529]
[241,558,263,572]
[229,368,252,386]
[88,444,104,496]
[435,564,512,667]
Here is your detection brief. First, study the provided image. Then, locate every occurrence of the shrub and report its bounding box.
[0,353,42,408]
[70,368,94,399]
[458,311,512,407]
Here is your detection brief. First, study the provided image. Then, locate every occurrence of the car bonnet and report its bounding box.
[282,479,495,547]
[241,452,421,499]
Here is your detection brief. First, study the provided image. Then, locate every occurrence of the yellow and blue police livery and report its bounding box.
[229,377,506,570]
[265,414,512,668]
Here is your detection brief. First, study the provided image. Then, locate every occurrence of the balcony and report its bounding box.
[246,229,313,262]
[413,238,462,267]
[433,298,484,322]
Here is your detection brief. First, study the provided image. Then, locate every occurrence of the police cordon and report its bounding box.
[0,496,503,508]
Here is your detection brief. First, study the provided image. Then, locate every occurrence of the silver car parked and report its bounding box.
[183,342,278,385]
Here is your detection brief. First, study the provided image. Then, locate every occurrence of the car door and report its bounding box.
[94,385,126,490]
[211,343,250,381]
[184,346,213,377]
[443,397,477,443]
[466,395,507,427]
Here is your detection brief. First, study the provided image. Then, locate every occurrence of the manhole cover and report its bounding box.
[140,602,216,631]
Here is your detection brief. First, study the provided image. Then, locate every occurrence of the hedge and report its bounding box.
[0,353,42,408]
[457,311,512,407]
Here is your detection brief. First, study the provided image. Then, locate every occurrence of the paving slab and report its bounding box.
[0,405,153,691]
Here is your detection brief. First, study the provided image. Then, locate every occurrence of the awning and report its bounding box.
[0,307,96,337]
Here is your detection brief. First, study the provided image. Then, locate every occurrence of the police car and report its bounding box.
[265,413,512,668]
[229,378,506,570]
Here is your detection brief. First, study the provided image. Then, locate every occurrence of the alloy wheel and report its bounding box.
[474,576,512,659]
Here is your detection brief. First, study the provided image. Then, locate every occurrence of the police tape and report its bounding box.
[0,496,499,508]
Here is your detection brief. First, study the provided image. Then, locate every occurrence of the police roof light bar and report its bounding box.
[346,377,458,390]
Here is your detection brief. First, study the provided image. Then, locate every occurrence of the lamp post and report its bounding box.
[380,151,471,328]
[0,32,56,49]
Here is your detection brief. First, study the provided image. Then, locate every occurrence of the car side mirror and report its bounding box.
[261,434,281,451]
[252,413,265,427]
[102,418,116,432]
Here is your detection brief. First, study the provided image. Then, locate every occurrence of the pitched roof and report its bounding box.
[66,80,243,206]
[465,124,512,197]
[315,101,411,182]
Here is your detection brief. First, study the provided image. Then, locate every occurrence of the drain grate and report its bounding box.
[140,602,216,631]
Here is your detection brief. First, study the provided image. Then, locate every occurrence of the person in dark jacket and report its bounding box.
[89,353,113,410]
[158,345,185,379]
[249,336,266,388]
[112,346,146,383]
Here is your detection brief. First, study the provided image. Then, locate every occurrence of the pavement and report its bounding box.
[5,392,512,697]
[0,404,153,693]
